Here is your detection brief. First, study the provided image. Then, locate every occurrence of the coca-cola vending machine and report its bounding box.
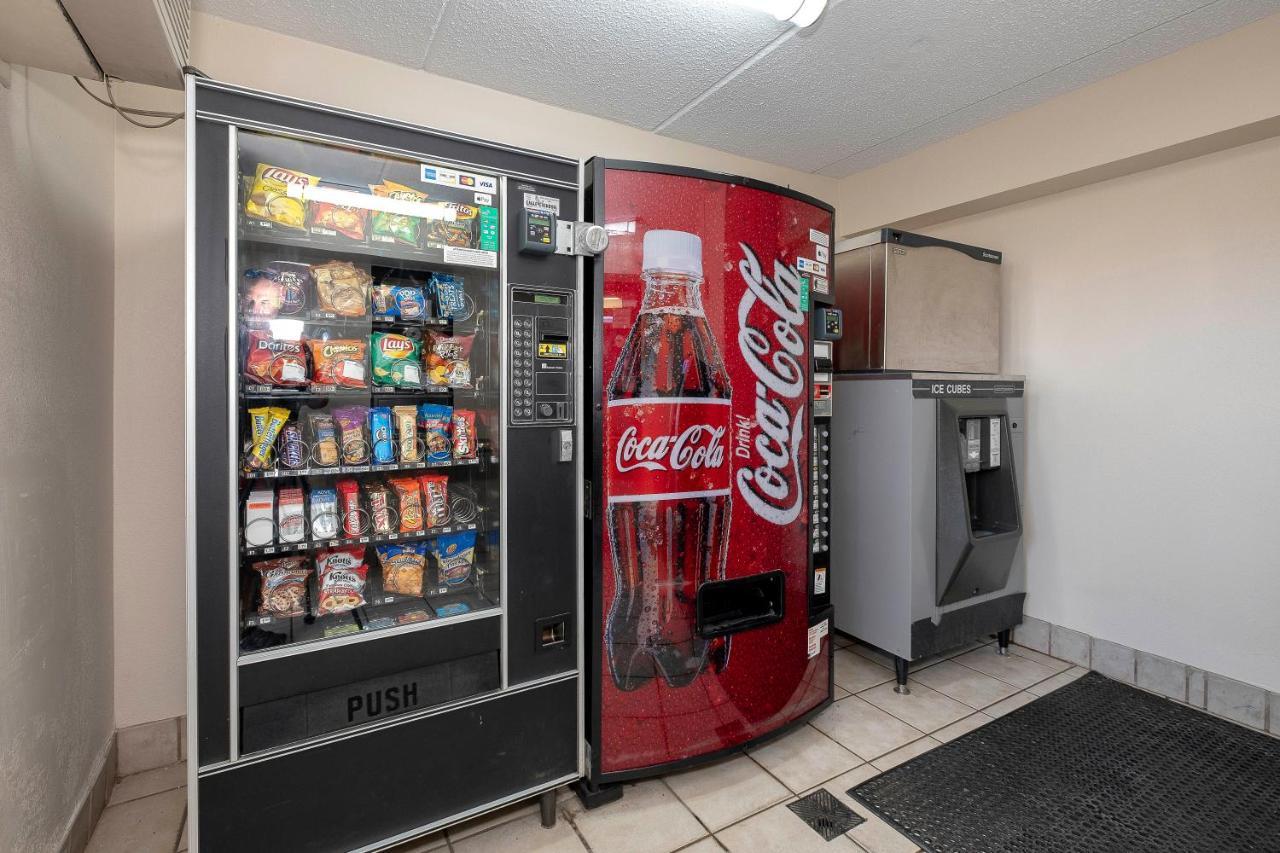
[579,161,836,799]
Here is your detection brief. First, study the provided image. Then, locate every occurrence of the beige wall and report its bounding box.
[110,11,836,728]
[112,84,185,728]
[920,135,1280,692]
[0,67,116,852]
[837,12,1280,237]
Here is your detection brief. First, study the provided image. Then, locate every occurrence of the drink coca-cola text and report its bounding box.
[733,242,807,526]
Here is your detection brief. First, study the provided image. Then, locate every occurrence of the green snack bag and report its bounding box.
[370,332,422,388]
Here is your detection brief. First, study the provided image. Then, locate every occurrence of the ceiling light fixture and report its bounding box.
[727,0,828,27]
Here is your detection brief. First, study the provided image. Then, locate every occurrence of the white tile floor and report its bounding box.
[84,639,1095,853]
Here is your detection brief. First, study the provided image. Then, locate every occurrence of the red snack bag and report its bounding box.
[389,477,423,533]
[451,409,477,459]
[419,474,449,529]
[308,338,367,389]
[313,547,368,616]
[244,329,307,387]
[337,478,363,537]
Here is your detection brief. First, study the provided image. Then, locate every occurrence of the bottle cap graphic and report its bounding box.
[643,229,702,278]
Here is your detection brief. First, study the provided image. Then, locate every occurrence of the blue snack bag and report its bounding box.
[416,403,454,464]
[430,273,465,319]
[369,407,395,463]
[432,530,476,587]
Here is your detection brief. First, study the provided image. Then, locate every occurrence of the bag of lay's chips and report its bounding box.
[369,180,428,246]
[371,332,422,388]
[245,163,318,231]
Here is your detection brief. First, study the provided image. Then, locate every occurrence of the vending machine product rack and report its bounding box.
[186,78,583,852]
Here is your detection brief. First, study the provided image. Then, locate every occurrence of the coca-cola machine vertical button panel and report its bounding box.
[508,286,575,426]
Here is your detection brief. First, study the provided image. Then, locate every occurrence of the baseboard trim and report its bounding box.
[57,732,116,853]
[1015,616,1277,736]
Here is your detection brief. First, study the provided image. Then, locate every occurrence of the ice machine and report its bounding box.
[832,229,1002,374]
[828,373,1026,691]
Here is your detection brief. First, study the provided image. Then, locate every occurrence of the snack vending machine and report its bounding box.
[186,79,583,851]
[578,161,836,797]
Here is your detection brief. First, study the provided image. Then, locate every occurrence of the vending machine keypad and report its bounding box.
[509,286,574,426]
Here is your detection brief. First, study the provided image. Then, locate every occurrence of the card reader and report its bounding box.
[519,208,557,255]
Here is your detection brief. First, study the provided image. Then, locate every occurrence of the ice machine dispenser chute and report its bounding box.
[936,400,1022,606]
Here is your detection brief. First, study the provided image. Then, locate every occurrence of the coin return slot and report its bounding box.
[535,614,569,649]
[696,571,785,639]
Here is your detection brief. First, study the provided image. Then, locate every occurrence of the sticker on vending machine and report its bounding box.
[797,257,827,277]
[816,245,829,263]
[807,619,829,659]
[809,228,830,248]
[813,276,829,295]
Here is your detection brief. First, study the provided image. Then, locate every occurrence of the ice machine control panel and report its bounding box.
[509,286,575,426]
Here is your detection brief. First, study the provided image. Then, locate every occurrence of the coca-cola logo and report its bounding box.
[615,424,726,473]
[734,242,806,526]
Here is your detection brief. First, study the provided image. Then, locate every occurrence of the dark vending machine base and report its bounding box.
[198,678,577,853]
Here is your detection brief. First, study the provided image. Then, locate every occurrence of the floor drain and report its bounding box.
[787,789,865,841]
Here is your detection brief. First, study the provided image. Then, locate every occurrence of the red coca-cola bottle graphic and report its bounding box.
[605,230,732,691]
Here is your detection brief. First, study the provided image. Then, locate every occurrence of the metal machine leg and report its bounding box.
[539,790,557,828]
[996,628,1011,656]
[893,656,911,695]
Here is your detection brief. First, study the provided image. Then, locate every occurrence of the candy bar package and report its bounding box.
[243,330,307,388]
[314,547,368,616]
[310,486,339,541]
[432,530,476,588]
[452,409,477,460]
[371,332,422,388]
[420,474,449,529]
[308,182,369,242]
[253,557,310,618]
[393,405,419,463]
[366,483,394,534]
[277,487,306,544]
[308,338,367,389]
[246,407,289,470]
[389,477,423,533]
[424,331,474,389]
[332,406,369,464]
[337,478,363,537]
[371,283,427,321]
[369,407,395,464]
[278,422,306,470]
[375,542,429,596]
[369,180,427,246]
[429,273,466,319]
[307,411,340,468]
[310,260,371,318]
[245,163,317,231]
[416,403,453,464]
[397,609,432,625]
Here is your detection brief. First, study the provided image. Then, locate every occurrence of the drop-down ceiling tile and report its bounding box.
[661,0,1245,174]
[423,0,788,130]
[197,0,448,69]
[816,0,1280,175]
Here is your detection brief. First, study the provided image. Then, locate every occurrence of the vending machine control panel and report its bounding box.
[509,285,574,426]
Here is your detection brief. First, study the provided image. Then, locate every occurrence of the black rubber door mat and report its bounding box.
[850,672,1280,853]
